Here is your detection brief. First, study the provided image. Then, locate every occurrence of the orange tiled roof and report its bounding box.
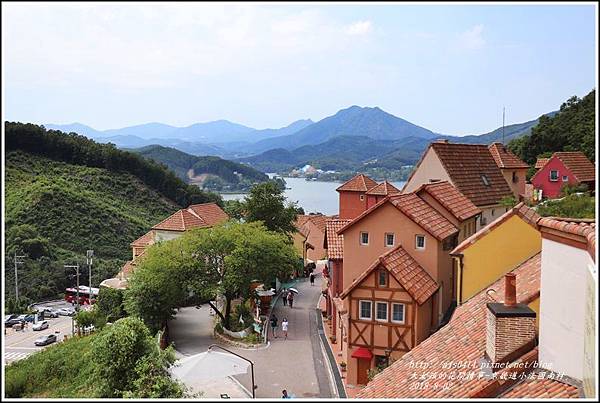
[452,202,540,254]
[554,151,596,182]
[130,230,155,247]
[431,142,514,206]
[152,203,228,231]
[538,217,596,261]
[340,244,438,305]
[499,373,581,398]
[357,253,542,399]
[488,142,529,169]
[389,194,459,241]
[365,181,401,196]
[187,202,229,226]
[416,181,481,221]
[324,219,351,260]
[535,158,549,169]
[336,174,379,192]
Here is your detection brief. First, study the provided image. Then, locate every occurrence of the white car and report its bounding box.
[57,308,75,317]
[33,320,49,331]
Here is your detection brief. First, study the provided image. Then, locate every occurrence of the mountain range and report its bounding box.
[44,105,554,174]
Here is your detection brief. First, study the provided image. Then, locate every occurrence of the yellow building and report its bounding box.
[450,203,541,305]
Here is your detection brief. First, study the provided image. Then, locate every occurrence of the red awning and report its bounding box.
[351,347,373,360]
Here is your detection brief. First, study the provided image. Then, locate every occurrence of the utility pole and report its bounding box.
[86,250,94,304]
[14,253,25,301]
[65,264,80,336]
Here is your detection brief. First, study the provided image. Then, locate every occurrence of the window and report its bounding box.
[378,270,387,287]
[562,175,568,182]
[415,235,426,250]
[550,170,559,181]
[481,174,490,186]
[376,302,388,321]
[385,233,395,247]
[512,171,518,183]
[359,300,372,320]
[360,232,369,245]
[360,194,365,201]
[392,303,405,323]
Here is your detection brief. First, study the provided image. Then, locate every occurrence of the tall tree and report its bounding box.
[242,181,299,236]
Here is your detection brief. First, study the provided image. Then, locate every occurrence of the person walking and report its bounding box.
[309,272,315,286]
[270,314,279,339]
[282,289,288,306]
[282,318,289,340]
[287,290,294,308]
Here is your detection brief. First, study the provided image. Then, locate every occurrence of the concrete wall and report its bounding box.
[583,256,597,398]
[538,238,588,381]
[402,147,452,193]
[478,204,510,231]
[457,215,541,304]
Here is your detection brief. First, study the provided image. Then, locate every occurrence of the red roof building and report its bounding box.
[531,151,596,198]
[365,181,401,209]
[336,174,379,219]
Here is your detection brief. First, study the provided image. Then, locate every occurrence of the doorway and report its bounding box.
[357,358,371,385]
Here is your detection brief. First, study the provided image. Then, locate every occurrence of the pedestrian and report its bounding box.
[282,389,289,399]
[287,290,294,308]
[309,272,315,286]
[282,318,289,340]
[282,289,288,306]
[270,314,278,338]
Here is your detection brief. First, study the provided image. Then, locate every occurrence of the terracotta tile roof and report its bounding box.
[535,158,549,169]
[388,194,459,241]
[554,151,596,182]
[451,202,540,254]
[416,181,481,221]
[357,253,542,399]
[152,203,228,231]
[365,181,401,196]
[120,260,136,279]
[130,230,155,247]
[488,142,530,169]
[307,214,328,233]
[324,219,351,260]
[340,244,438,305]
[338,193,459,241]
[187,202,229,226]
[538,217,596,261]
[336,174,379,192]
[499,372,581,398]
[431,142,514,206]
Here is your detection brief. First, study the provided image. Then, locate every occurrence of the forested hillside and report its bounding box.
[508,90,595,163]
[4,122,222,307]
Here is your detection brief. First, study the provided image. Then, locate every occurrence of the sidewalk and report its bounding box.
[228,267,334,398]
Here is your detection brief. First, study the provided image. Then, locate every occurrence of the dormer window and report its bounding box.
[481,174,490,186]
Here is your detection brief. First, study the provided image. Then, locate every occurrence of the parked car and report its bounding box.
[57,308,75,317]
[42,309,59,318]
[23,314,36,323]
[5,317,25,328]
[34,334,57,346]
[33,320,49,331]
[5,314,17,323]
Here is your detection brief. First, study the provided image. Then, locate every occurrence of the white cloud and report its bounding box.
[456,24,485,50]
[345,20,372,36]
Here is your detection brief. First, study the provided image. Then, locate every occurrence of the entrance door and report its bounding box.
[357,358,370,385]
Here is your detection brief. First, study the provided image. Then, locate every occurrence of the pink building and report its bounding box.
[531,151,595,198]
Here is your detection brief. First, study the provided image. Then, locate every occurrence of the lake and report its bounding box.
[221,177,406,216]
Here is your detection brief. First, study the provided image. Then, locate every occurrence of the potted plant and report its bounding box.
[339,361,347,372]
[330,335,337,344]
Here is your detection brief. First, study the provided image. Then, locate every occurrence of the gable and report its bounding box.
[403,146,452,193]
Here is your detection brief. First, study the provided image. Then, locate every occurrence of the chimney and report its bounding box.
[485,274,536,366]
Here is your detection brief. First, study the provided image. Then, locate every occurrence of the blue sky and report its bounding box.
[2,3,597,135]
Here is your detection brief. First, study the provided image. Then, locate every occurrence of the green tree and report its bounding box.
[243,181,299,236]
[536,194,595,219]
[499,195,518,209]
[96,287,126,323]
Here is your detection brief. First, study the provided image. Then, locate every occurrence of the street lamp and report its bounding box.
[208,344,256,398]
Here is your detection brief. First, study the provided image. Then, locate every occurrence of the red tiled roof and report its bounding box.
[365,181,401,196]
[130,230,155,247]
[338,193,459,241]
[431,142,514,206]
[324,219,351,260]
[340,244,438,305]
[488,142,529,169]
[554,151,596,182]
[416,181,481,221]
[499,373,581,398]
[152,203,228,231]
[357,253,542,398]
[336,174,379,192]
[187,202,229,226]
[535,158,549,169]
[389,194,458,240]
[451,202,540,254]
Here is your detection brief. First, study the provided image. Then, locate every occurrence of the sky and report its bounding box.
[2,2,597,135]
